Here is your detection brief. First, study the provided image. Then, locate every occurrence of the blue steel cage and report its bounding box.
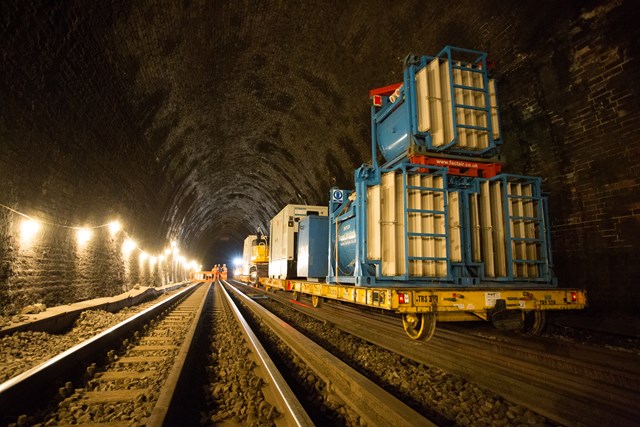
[327,161,556,287]
[371,46,502,168]
[482,174,556,284]
[328,162,457,287]
[325,46,556,288]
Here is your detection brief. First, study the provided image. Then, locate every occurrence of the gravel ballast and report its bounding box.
[254,294,554,427]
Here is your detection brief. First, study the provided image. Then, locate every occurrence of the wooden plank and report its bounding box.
[448,191,462,262]
[439,60,454,146]
[366,186,381,260]
[452,62,466,147]
[141,336,174,342]
[490,181,507,277]
[381,172,395,276]
[94,371,154,380]
[470,193,482,262]
[489,79,500,140]
[82,389,146,403]
[129,345,178,351]
[415,67,431,132]
[479,181,494,276]
[115,356,166,364]
[395,173,406,276]
[427,59,444,146]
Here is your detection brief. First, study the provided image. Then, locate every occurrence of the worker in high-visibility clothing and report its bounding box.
[212,264,219,281]
[221,264,228,281]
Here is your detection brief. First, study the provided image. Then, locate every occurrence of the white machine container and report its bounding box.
[241,235,257,276]
[269,204,328,279]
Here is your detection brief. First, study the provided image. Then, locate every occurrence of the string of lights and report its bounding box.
[1,202,118,229]
[0,202,203,272]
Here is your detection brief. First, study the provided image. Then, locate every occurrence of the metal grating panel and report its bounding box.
[408,174,423,276]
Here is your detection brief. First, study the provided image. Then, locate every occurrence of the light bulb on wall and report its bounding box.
[77,228,92,245]
[20,219,42,242]
[108,220,121,236]
[150,256,157,266]
[123,238,136,255]
[139,252,148,262]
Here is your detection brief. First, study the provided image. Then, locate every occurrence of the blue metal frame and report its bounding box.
[371,45,502,167]
[324,45,557,289]
[483,174,555,285]
[327,166,556,287]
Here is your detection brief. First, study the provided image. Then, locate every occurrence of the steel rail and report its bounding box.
[218,280,314,427]
[147,282,211,426]
[234,281,640,427]
[223,280,437,427]
[0,282,203,421]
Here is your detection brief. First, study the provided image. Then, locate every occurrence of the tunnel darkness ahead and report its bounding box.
[1,1,640,314]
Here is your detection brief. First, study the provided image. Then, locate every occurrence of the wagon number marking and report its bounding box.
[416,295,438,303]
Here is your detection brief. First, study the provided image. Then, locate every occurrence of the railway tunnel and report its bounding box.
[0,1,640,320]
[1,1,639,328]
[5,1,640,326]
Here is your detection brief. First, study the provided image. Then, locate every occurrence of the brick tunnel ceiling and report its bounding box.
[1,1,619,263]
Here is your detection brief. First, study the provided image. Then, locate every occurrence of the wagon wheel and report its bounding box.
[311,295,322,308]
[292,290,301,301]
[402,312,436,341]
[521,310,546,336]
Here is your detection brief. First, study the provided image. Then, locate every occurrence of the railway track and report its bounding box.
[1,280,436,426]
[220,280,437,426]
[0,282,209,425]
[0,285,188,385]
[232,279,640,427]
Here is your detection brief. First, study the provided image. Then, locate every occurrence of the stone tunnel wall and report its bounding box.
[483,1,640,313]
[1,0,639,315]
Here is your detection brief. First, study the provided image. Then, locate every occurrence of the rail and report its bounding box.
[223,279,437,427]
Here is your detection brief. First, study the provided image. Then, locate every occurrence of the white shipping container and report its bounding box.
[268,204,328,279]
